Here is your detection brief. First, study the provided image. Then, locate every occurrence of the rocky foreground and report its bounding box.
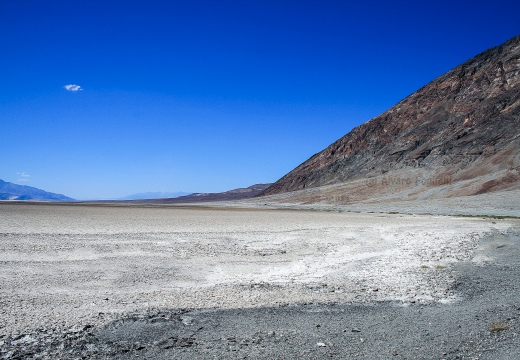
[0,203,519,359]
[1,229,519,359]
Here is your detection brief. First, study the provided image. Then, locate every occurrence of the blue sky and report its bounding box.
[1,1,519,200]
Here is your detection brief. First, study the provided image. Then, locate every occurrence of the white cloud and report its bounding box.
[64,84,83,92]
[17,172,30,182]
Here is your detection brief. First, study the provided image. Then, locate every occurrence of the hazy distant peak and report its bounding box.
[118,191,192,201]
[114,184,272,204]
[0,179,75,201]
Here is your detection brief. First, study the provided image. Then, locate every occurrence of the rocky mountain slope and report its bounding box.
[0,179,74,201]
[260,35,520,203]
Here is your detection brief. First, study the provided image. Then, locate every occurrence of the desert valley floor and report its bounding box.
[1,203,519,359]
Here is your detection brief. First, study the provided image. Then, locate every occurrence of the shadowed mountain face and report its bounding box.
[261,35,520,201]
[0,180,74,201]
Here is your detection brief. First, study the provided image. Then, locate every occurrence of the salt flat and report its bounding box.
[0,202,515,338]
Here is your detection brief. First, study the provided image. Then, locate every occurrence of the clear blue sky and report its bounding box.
[1,1,519,200]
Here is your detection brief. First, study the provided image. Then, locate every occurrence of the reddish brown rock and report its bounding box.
[260,35,520,200]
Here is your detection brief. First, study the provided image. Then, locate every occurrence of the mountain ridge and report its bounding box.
[87,183,272,204]
[132,183,272,204]
[260,35,520,201]
[117,191,191,201]
[0,180,75,201]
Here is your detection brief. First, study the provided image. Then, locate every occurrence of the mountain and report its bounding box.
[259,35,520,203]
[126,184,272,204]
[118,191,191,200]
[0,180,75,201]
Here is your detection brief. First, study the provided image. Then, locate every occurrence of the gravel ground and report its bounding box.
[207,189,520,218]
[0,203,519,359]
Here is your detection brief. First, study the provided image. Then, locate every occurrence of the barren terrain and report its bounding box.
[1,202,519,358]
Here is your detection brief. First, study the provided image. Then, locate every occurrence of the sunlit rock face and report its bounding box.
[261,35,520,201]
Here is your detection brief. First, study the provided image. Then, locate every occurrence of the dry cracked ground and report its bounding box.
[0,203,519,359]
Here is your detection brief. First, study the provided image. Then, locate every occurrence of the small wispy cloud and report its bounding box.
[64,84,83,92]
[17,172,30,182]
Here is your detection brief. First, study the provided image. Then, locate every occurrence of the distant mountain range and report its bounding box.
[0,179,271,204]
[0,179,75,201]
[118,191,191,200]
[260,35,520,203]
[116,184,272,204]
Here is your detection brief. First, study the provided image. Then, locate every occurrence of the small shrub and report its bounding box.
[489,322,509,333]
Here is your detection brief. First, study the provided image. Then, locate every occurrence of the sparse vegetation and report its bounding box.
[489,322,509,332]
